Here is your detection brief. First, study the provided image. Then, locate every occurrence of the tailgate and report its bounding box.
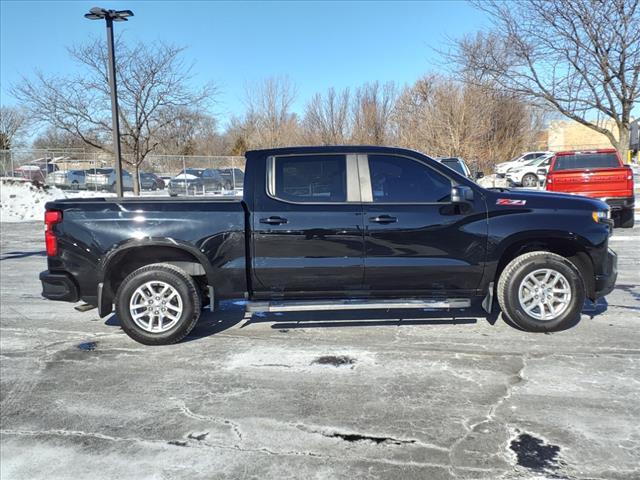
[548,168,631,197]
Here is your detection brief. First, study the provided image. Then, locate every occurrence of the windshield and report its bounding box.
[524,156,551,167]
[440,159,466,175]
[554,153,620,171]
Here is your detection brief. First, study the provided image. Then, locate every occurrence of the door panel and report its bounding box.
[364,204,487,294]
[252,154,365,297]
[362,154,487,295]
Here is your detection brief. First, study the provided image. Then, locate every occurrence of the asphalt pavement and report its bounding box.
[1,221,639,480]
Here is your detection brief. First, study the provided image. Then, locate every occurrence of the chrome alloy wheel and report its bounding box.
[129,281,183,333]
[518,268,572,321]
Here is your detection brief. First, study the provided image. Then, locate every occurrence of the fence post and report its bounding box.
[183,155,187,196]
[10,150,14,178]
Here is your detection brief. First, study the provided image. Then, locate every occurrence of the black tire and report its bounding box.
[224,181,232,191]
[521,173,538,188]
[618,208,635,228]
[115,263,201,345]
[151,182,158,191]
[71,180,79,190]
[497,251,585,332]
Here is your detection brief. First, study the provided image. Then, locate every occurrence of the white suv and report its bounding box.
[505,153,554,187]
[495,151,551,177]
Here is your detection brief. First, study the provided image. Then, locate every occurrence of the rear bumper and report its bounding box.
[601,196,635,211]
[593,248,618,299]
[40,271,79,302]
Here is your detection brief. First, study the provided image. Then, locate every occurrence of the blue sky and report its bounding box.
[0,0,488,127]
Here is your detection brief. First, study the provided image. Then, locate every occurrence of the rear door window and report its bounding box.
[554,153,620,170]
[368,154,452,203]
[274,155,346,202]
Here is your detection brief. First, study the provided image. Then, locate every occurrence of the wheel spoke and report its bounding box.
[129,280,183,334]
[518,268,571,322]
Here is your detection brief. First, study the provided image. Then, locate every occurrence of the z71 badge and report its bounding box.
[497,198,527,206]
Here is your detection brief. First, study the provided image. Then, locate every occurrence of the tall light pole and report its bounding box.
[84,7,133,198]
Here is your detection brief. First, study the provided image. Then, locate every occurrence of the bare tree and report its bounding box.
[13,38,215,193]
[243,76,299,148]
[351,82,398,145]
[32,126,94,152]
[392,75,544,171]
[155,109,217,156]
[452,0,640,159]
[303,87,351,144]
[0,106,29,150]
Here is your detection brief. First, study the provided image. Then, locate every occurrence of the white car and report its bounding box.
[505,154,554,187]
[495,151,551,177]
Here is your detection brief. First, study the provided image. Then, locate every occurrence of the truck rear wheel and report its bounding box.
[497,252,585,332]
[115,263,201,345]
[617,207,634,228]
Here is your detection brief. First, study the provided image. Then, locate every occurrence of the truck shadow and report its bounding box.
[105,299,609,341]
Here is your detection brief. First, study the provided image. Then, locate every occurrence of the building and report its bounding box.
[546,119,617,151]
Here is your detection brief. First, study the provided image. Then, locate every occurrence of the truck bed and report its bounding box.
[45,196,249,304]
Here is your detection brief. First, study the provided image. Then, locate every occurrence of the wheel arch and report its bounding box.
[99,239,215,313]
[490,231,596,298]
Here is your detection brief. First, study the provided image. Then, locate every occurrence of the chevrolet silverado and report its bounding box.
[40,146,617,345]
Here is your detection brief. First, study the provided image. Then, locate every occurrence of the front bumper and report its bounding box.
[40,271,79,302]
[593,248,618,299]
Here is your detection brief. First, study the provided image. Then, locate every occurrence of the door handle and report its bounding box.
[260,216,288,225]
[369,215,397,224]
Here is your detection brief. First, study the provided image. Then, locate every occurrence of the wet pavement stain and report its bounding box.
[325,431,416,445]
[77,342,97,351]
[312,355,356,367]
[167,440,188,447]
[510,433,563,473]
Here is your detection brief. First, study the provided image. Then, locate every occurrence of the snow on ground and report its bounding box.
[477,174,509,189]
[0,179,115,223]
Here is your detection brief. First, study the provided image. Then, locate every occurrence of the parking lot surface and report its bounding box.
[1,221,639,479]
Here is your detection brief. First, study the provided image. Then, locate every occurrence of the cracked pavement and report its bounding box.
[1,221,639,479]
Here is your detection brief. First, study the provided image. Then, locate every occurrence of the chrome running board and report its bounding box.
[246,298,471,313]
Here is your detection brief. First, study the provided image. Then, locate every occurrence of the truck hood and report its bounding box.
[485,188,609,211]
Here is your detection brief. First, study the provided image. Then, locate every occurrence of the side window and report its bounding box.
[274,154,346,202]
[368,154,452,203]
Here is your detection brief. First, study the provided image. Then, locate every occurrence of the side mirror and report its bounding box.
[451,185,474,203]
[536,168,547,177]
[474,171,484,180]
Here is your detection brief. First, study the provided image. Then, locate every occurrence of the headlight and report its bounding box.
[592,210,610,223]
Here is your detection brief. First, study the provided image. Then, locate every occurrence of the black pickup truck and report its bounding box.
[41,146,618,345]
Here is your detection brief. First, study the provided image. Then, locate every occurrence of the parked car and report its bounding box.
[505,153,554,187]
[139,172,165,191]
[495,151,551,177]
[435,157,473,178]
[215,168,245,190]
[545,148,634,228]
[48,169,87,190]
[167,168,224,196]
[85,168,133,192]
[41,146,617,345]
[13,165,46,184]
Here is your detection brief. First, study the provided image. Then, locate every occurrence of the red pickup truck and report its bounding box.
[546,149,635,228]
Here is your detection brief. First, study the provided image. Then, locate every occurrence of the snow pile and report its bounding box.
[0,179,111,223]
[477,174,508,189]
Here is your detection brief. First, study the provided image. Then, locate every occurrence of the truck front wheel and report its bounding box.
[497,252,585,332]
[115,263,202,345]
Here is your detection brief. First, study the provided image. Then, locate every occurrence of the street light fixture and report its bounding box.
[84,7,134,197]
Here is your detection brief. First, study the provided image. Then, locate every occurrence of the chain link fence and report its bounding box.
[0,149,245,197]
